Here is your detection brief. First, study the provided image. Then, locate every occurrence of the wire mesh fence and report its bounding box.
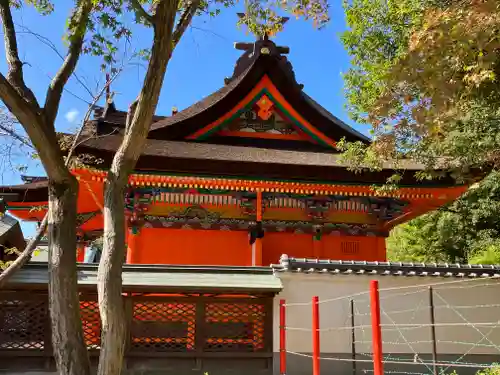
[281,277,500,375]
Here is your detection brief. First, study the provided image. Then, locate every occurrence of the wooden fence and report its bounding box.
[0,290,273,369]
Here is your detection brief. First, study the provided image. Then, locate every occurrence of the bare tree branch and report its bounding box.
[0,0,39,107]
[190,25,230,42]
[44,0,93,125]
[0,70,120,288]
[129,0,154,25]
[0,72,41,130]
[0,123,33,150]
[66,72,121,163]
[0,216,47,288]
[0,72,69,182]
[15,24,94,100]
[172,0,202,47]
[0,2,70,182]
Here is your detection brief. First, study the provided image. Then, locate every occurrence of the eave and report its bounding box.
[147,53,369,145]
[4,262,283,294]
[73,137,465,188]
[273,255,500,278]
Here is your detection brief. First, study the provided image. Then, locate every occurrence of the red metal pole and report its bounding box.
[312,296,320,375]
[370,280,383,375]
[279,299,287,375]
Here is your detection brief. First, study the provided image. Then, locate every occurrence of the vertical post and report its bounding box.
[370,280,383,375]
[126,227,138,264]
[350,299,357,375]
[280,299,287,375]
[76,242,85,263]
[253,190,263,266]
[429,287,438,375]
[313,236,322,259]
[312,296,320,375]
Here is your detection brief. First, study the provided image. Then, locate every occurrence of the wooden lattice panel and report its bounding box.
[80,300,101,349]
[204,302,266,352]
[341,240,360,255]
[0,298,48,350]
[131,300,196,352]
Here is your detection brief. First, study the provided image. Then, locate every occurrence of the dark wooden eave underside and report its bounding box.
[0,137,461,203]
[76,135,458,186]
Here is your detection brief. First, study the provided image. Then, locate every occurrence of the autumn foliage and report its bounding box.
[341,0,500,180]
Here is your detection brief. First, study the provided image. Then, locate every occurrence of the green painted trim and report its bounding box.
[6,205,46,210]
[196,92,264,140]
[194,88,332,148]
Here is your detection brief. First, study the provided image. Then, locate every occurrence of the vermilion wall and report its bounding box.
[321,235,387,261]
[262,233,314,265]
[128,228,251,266]
[262,232,386,265]
[127,229,387,266]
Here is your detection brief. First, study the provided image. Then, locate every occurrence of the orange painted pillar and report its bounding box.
[76,243,85,263]
[313,225,322,259]
[313,236,322,259]
[253,191,263,266]
[126,227,140,264]
[377,237,387,261]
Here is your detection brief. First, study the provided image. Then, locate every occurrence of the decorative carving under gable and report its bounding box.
[256,95,273,120]
[224,103,298,135]
[305,198,331,222]
[125,190,150,230]
[167,205,221,223]
[143,215,389,237]
[361,197,408,221]
[239,197,257,217]
[124,188,409,228]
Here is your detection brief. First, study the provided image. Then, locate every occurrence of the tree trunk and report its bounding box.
[96,2,188,374]
[48,176,91,375]
[97,171,128,375]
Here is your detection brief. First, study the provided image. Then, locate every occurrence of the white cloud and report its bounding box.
[65,109,80,123]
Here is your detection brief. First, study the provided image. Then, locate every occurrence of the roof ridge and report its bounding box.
[273,254,500,278]
[301,92,370,142]
[149,61,257,133]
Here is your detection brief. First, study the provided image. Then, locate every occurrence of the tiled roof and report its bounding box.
[0,179,50,202]
[149,64,251,132]
[272,254,500,278]
[0,214,20,237]
[80,135,425,170]
[6,263,283,293]
[0,214,25,251]
[91,43,369,145]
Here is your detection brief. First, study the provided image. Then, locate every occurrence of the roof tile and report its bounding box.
[273,254,500,278]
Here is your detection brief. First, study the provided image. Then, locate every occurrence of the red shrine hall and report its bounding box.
[0,36,467,266]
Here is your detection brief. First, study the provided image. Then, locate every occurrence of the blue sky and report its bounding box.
[1,2,369,237]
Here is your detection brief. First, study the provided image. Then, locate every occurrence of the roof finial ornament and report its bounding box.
[223,11,304,88]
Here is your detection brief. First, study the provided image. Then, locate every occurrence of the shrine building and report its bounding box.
[0,36,467,266]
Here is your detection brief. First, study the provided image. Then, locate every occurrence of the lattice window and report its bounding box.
[341,241,360,254]
[80,300,101,349]
[0,299,48,350]
[131,300,195,352]
[204,302,266,352]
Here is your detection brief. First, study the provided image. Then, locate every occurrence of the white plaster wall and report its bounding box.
[273,272,500,355]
